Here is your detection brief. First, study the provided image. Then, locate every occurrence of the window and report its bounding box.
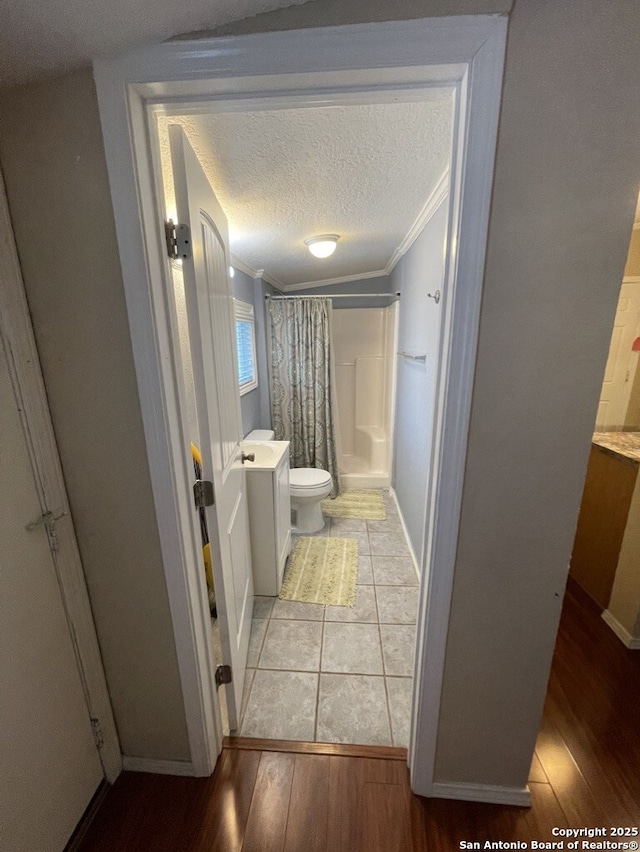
[234,299,258,395]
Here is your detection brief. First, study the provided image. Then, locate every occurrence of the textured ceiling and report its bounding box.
[0,0,308,85]
[158,93,453,288]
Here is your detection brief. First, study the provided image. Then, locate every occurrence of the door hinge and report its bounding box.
[90,717,104,750]
[215,665,232,690]
[164,219,192,260]
[193,479,215,509]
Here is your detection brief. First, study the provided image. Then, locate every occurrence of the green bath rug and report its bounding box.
[280,537,358,607]
[321,489,386,520]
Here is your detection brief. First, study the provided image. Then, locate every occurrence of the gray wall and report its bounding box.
[0,70,190,762]
[391,199,448,567]
[286,274,393,309]
[231,267,263,435]
[230,268,281,435]
[191,0,512,38]
[256,279,279,428]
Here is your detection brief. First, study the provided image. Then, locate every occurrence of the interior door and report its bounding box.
[169,125,253,729]
[0,342,103,852]
[596,280,640,429]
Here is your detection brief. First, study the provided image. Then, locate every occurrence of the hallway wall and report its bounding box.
[0,70,190,762]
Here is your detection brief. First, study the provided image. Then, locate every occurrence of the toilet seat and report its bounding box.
[290,468,332,495]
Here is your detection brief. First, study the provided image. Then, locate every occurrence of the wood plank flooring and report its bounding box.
[76,579,640,851]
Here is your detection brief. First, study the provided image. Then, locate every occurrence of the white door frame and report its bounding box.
[0,170,121,783]
[93,15,507,790]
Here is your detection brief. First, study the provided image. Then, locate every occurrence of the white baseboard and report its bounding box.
[432,781,531,807]
[122,756,197,776]
[388,486,421,581]
[602,610,640,649]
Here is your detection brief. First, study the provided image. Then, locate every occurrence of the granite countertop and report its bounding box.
[592,431,640,463]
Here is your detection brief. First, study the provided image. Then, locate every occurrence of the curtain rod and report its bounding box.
[265,292,400,300]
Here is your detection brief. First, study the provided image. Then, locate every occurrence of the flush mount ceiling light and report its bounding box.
[304,234,339,259]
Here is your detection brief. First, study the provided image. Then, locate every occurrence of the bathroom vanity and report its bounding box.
[242,440,291,596]
[570,432,640,647]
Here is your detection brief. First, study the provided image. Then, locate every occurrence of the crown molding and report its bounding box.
[282,269,389,292]
[231,168,449,293]
[384,168,450,275]
[260,271,286,291]
[229,253,259,279]
[230,253,286,291]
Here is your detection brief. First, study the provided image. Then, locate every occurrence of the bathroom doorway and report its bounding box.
[160,137,428,748]
[94,15,506,790]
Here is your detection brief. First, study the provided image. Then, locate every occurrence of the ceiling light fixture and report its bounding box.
[305,234,339,259]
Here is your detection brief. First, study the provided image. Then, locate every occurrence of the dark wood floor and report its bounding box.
[76,580,640,851]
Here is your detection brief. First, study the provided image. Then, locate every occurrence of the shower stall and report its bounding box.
[332,302,398,489]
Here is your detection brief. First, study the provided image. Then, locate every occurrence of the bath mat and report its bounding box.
[280,538,358,606]
[321,489,386,520]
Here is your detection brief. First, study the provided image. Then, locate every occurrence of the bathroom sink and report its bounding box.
[241,440,289,470]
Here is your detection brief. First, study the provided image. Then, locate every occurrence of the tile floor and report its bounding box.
[235,491,418,747]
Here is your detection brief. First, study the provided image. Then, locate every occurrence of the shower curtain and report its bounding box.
[267,296,339,497]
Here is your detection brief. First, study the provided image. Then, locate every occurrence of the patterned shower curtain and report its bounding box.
[268,296,339,497]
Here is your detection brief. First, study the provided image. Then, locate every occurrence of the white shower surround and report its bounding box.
[332,304,398,489]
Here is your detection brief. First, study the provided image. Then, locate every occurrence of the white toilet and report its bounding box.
[245,429,333,533]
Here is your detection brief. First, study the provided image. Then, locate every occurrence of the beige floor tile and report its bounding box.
[259,618,323,671]
[329,517,368,533]
[386,676,412,747]
[380,624,416,676]
[236,501,417,746]
[357,555,374,584]
[272,598,325,620]
[240,670,318,740]
[321,622,383,674]
[325,585,377,623]
[372,556,419,586]
[238,667,256,730]
[329,530,370,553]
[369,531,411,557]
[375,585,419,624]
[366,517,402,533]
[253,596,275,619]
[316,674,392,745]
[247,618,268,667]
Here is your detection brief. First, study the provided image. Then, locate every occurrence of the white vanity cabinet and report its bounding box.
[242,440,291,596]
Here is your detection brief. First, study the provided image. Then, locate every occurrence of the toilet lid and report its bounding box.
[290,468,332,489]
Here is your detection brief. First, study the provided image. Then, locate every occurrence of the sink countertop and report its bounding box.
[592,431,640,463]
[241,439,290,470]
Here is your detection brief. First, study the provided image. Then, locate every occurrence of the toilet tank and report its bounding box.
[245,429,275,441]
